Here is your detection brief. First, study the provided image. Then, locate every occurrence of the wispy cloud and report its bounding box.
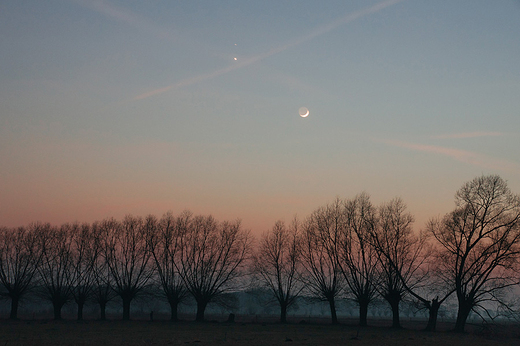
[133,0,408,100]
[379,139,520,173]
[259,66,325,96]
[71,0,175,40]
[431,132,505,139]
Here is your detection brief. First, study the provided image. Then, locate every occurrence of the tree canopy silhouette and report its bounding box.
[429,175,520,332]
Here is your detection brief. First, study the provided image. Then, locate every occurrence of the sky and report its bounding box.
[1,0,519,234]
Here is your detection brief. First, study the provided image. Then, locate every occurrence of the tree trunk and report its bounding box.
[77,301,84,321]
[53,302,63,320]
[386,295,401,328]
[391,302,400,328]
[122,297,131,320]
[99,301,107,320]
[328,298,338,325]
[169,300,179,321]
[424,299,441,332]
[454,303,472,333]
[358,300,368,327]
[10,296,19,320]
[280,303,288,324]
[195,300,207,322]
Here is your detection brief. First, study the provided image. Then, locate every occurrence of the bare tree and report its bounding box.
[92,219,117,320]
[69,223,99,320]
[402,245,455,332]
[37,223,75,320]
[301,200,345,324]
[253,219,304,323]
[147,212,189,321]
[103,215,154,320]
[368,198,427,329]
[338,193,379,326]
[429,175,520,332]
[176,214,252,322]
[0,225,43,319]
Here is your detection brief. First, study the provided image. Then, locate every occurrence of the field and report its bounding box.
[2,318,520,346]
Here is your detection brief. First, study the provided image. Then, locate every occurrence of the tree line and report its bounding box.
[1,175,519,332]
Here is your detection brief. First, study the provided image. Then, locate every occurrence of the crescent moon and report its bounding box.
[301,110,309,117]
[299,107,309,118]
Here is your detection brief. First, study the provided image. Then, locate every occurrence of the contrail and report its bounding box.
[431,132,505,139]
[379,138,520,173]
[71,0,175,40]
[134,0,408,101]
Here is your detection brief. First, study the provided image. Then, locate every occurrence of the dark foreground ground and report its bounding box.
[1,319,520,346]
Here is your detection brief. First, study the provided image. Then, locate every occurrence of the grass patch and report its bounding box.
[1,319,519,345]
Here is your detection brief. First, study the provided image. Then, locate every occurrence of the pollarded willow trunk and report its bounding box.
[280,303,288,324]
[454,302,472,333]
[99,301,107,320]
[328,298,338,325]
[77,301,84,321]
[358,300,369,327]
[10,296,20,320]
[195,300,208,322]
[122,297,132,320]
[75,293,89,321]
[390,300,401,328]
[384,292,402,329]
[424,299,441,332]
[53,302,64,320]
[169,300,179,321]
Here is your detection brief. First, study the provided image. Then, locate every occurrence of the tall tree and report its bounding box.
[338,193,379,326]
[104,215,154,320]
[177,214,252,322]
[429,175,520,332]
[0,225,43,319]
[92,220,117,320]
[69,223,99,320]
[37,223,75,320]
[368,198,426,329]
[147,212,189,321]
[302,200,345,324]
[253,220,304,323]
[402,244,455,332]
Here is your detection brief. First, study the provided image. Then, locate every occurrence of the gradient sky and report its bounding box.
[1,0,519,234]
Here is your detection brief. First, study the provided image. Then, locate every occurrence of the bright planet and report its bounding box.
[299,107,309,118]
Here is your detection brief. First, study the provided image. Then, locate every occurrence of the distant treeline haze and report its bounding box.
[1,175,519,333]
